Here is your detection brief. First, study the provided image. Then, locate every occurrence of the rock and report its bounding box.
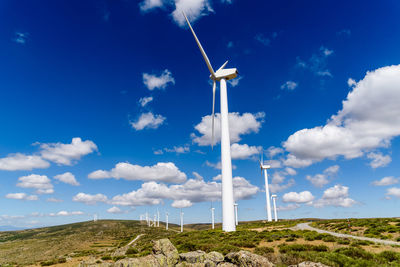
[78,261,112,267]
[225,250,274,267]
[205,252,224,263]
[289,262,331,267]
[112,246,128,257]
[217,263,237,267]
[153,239,179,266]
[179,250,206,263]
[176,263,206,267]
[114,255,161,267]
[204,259,217,267]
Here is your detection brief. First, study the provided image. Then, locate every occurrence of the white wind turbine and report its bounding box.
[183,12,238,232]
[157,209,160,227]
[234,203,238,226]
[210,202,215,230]
[166,212,169,230]
[271,194,278,222]
[180,209,184,233]
[260,152,272,222]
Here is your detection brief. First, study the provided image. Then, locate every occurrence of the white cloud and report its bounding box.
[154,149,164,155]
[372,176,399,186]
[227,76,243,87]
[172,199,192,208]
[110,176,258,207]
[347,78,356,87]
[192,171,203,180]
[192,112,265,146]
[130,112,166,130]
[230,143,260,160]
[139,0,163,12]
[314,184,356,208]
[139,96,154,107]
[13,32,28,44]
[296,46,333,77]
[5,193,38,201]
[39,137,98,165]
[277,203,300,211]
[367,152,391,169]
[306,165,339,187]
[0,153,50,171]
[171,0,213,27]
[72,193,108,205]
[266,146,284,158]
[54,211,84,216]
[88,162,187,183]
[269,179,295,193]
[54,172,80,186]
[281,81,298,91]
[265,160,282,169]
[107,206,123,214]
[284,65,400,167]
[283,191,314,203]
[46,197,63,202]
[386,187,400,198]
[285,167,297,176]
[143,69,175,90]
[164,145,190,154]
[16,174,54,194]
[255,32,277,46]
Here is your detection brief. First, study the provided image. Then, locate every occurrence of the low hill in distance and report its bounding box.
[1,218,400,266]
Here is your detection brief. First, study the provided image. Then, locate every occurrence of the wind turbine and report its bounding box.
[234,203,238,226]
[93,214,98,222]
[166,212,169,230]
[260,152,272,222]
[210,202,215,230]
[183,12,238,232]
[180,209,184,233]
[146,212,149,226]
[271,194,278,222]
[157,208,160,227]
[153,214,157,227]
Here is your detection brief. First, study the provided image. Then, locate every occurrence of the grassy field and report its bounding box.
[1,219,400,266]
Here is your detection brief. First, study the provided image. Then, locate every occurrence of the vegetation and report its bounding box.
[0,218,400,266]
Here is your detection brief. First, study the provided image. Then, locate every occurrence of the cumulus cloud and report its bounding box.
[143,69,175,90]
[54,172,80,186]
[314,184,356,208]
[171,0,213,27]
[269,179,295,194]
[306,165,339,187]
[386,187,400,198]
[192,112,265,146]
[227,76,243,87]
[110,176,258,207]
[281,81,298,91]
[0,153,50,171]
[46,197,63,202]
[139,0,163,12]
[139,96,154,107]
[255,32,277,46]
[277,203,300,211]
[266,146,284,158]
[88,162,187,183]
[372,176,399,186]
[283,191,314,203]
[367,152,391,169]
[17,174,54,194]
[130,112,166,130]
[39,137,98,165]
[107,206,123,214]
[205,160,237,170]
[5,193,38,201]
[72,193,108,205]
[13,32,29,44]
[284,65,400,168]
[164,145,190,154]
[51,211,84,216]
[230,143,260,160]
[296,46,333,77]
[172,199,192,208]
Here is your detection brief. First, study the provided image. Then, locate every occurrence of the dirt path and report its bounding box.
[292,222,400,246]
[127,234,144,246]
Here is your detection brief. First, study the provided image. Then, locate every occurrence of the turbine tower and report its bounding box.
[210,202,215,230]
[260,152,272,222]
[271,194,278,222]
[166,212,169,230]
[183,12,238,232]
[157,209,160,227]
[180,209,184,233]
[234,203,238,226]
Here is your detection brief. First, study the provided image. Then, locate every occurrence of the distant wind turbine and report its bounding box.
[271,194,278,222]
[157,209,160,227]
[260,151,272,222]
[166,212,169,230]
[210,202,215,230]
[180,209,184,233]
[234,203,238,226]
[183,11,238,232]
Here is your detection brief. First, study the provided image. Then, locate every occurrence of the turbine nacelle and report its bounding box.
[212,68,238,81]
[271,194,277,198]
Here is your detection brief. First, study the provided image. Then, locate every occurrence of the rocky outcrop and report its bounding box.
[225,250,274,267]
[289,262,331,267]
[79,238,329,267]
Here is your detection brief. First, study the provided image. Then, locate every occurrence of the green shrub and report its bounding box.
[126,247,139,255]
[379,250,399,262]
[254,246,274,256]
[101,255,112,260]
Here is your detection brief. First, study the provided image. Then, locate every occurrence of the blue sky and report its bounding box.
[1,0,400,229]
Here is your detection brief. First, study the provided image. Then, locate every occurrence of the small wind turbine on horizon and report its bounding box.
[180,209,184,233]
[234,203,238,226]
[271,194,278,222]
[182,11,238,232]
[157,208,160,227]
[210,202,215,230]
[166,212,169,230]
[260,151,272,222]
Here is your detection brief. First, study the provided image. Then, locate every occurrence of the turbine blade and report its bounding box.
[182,11,215,77]
[211,80,216,150]
[217,60,229,72]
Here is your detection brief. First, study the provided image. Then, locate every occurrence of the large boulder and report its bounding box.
[289,262,331,267]
[153,239,179,266]
[225,250,274,267]
[114,255,161,267]
[205,252,224,264]
[179,250,207,263]
[217,263,237,267]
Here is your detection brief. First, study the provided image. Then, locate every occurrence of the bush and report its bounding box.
[254,246,274,256]
[334,247,373,260]
[126,247,138,255]
[101,255,112,260]
[379,250,399,262]
[338,238,350,245]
